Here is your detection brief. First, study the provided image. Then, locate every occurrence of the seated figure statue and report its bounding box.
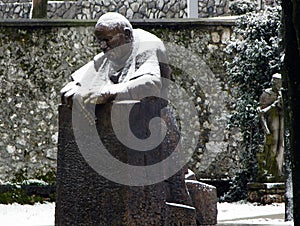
[60,12,192,205]
[58,13,218,225]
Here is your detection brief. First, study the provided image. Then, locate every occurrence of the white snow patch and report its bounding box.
[0,202,55,226]
[218,202,294,225]
[166,202,195,210]
[0,201,294,225]
[21,179,49,186]
[266,183,284,189]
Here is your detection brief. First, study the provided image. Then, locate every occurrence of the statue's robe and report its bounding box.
[70,28,170,101]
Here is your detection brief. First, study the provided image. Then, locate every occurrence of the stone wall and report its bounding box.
[47,0,187,20]
[0,0,254,19]
[1,0,187,19]
[0,18,239,183]
[0,22,95,182]
[0,1,31,18]
[199,0,230,18]
[0,0,278,19]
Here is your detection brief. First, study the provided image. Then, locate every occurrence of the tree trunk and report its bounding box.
[282,0,300,223]
[31,0,48,18]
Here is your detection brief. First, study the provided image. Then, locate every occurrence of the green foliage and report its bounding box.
[35,171,56,185]
[0,180,55,204]
[2,168,56,204]
[12,169,28,183]
[0,189,40,205]
[229,0,257,15]
[0,190,55,204]
[222,6,282,201]
[12,169,56,185]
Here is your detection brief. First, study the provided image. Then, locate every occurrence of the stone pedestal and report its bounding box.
[166,202,197,225]
[247,182,285,204]
[56,103,168,225]
[186,180,217,225]
[55,103,217,225]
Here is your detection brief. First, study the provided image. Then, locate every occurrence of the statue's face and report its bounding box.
[94,25,132,62]
[271,77,282,91]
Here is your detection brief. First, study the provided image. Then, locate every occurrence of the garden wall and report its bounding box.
[0,18,240,183]
[0,0,278,20]
[1,0,232,19]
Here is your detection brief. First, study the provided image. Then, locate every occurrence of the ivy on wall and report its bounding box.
[222,6,282,201]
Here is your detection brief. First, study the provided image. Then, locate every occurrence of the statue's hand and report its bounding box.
[265,127,271,135]
[60,81,80,107]
[60,81,76,94]
[83,83,127,104]
[100,83,127,95]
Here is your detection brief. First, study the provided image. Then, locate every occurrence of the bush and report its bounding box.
[222,6,282,201]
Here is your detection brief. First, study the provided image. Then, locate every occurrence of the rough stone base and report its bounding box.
[56,104,200,225]
[247,182,285,204]
[166,202,197,226]
[186,180,218,225]
[55,104,168,225]
[56,104,217,225]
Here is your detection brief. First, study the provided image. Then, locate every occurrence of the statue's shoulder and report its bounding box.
[71,53,105,83]
[133,29,165,49]
[260,88,279,107]
[133,29,162,42]
[132,29,167,63]
[71,61,93,82]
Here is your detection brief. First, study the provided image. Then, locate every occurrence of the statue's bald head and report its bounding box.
[95,12,133,33]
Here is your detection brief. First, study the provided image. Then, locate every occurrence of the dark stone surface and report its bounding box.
[56,103,217,225]
[56,103,168,225]
[166,202,197,226]
[56,103,190,225]
[186,180,218,225]
[198,179,231,198]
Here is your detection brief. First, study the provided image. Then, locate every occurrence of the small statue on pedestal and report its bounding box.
[257,73,284,182]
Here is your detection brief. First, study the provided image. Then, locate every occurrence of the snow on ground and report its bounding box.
[218,202,294,225]
[0,202,294,226]
[0,202,55,226]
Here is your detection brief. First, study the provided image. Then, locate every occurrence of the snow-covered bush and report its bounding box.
[229,0,257,15]
[222,6,282,201]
